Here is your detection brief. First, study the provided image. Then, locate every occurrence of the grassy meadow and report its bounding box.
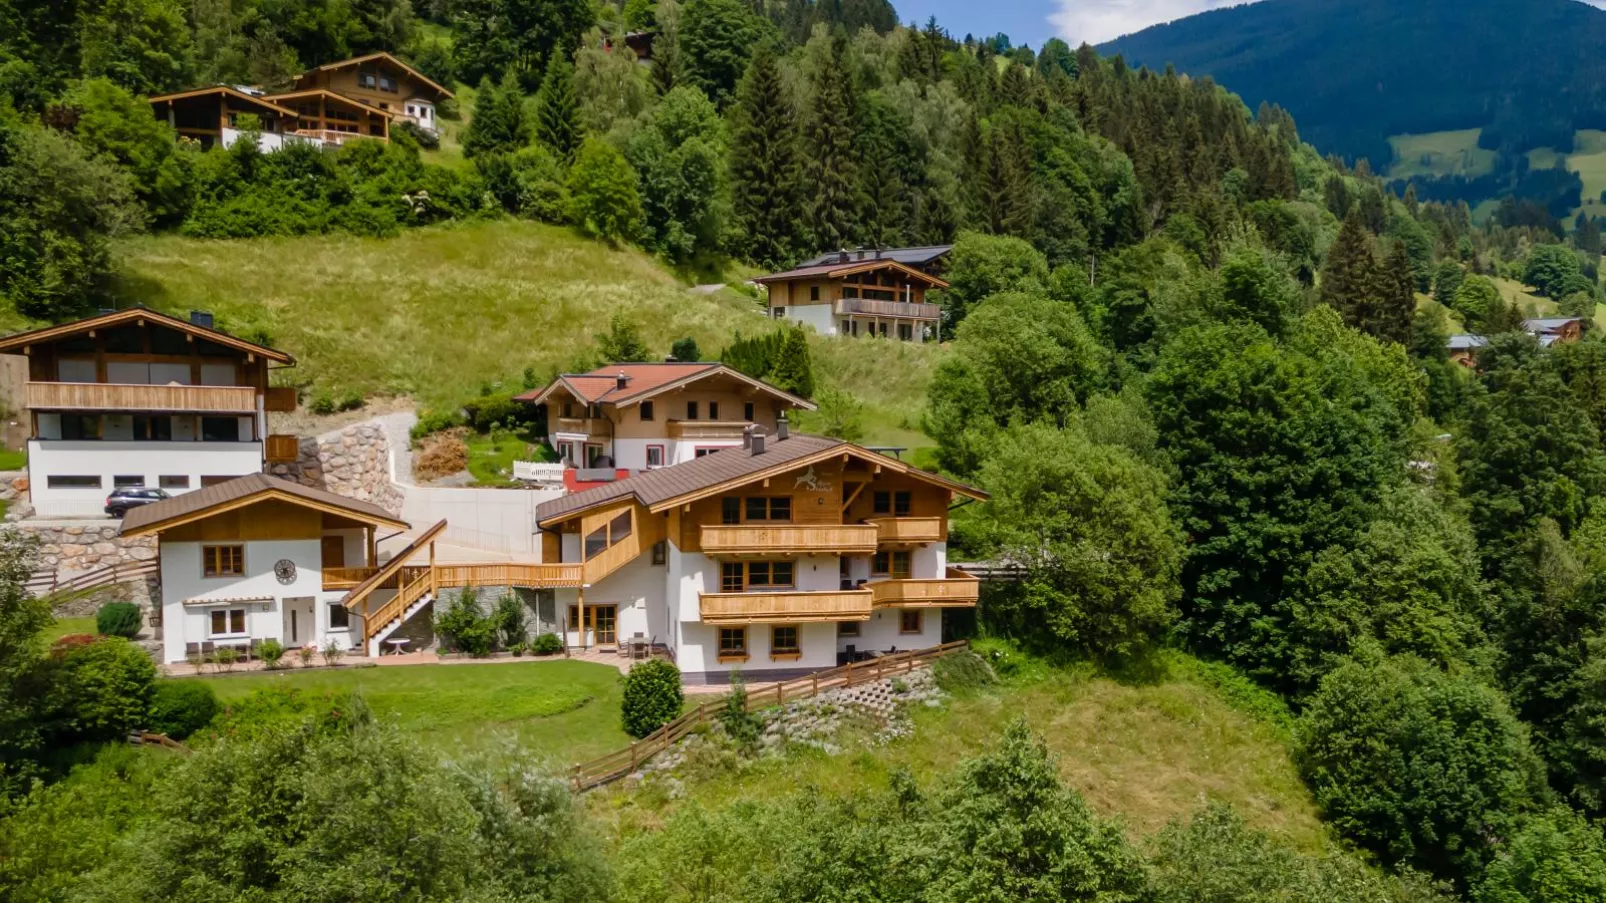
[1386,128,1496,180]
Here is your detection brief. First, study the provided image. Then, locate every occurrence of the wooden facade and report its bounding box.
[148,87,296,148]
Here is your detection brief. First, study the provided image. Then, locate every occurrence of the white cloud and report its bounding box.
[1049,0,1268,46]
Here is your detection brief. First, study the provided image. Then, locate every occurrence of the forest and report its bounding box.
[7,0,1606,900]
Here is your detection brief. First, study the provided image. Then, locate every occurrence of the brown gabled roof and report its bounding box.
[301,52,455,101]
[534,434,986,527]
[120,473,407,537]
[0,307,295,364]
[752,259,950,289]
[147,85,298,119]
[516,362,816,410]
[261,88,396,118]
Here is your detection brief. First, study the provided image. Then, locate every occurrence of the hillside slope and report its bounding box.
[1102,0,1606,166]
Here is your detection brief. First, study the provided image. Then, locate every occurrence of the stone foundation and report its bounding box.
[268,422,404,515]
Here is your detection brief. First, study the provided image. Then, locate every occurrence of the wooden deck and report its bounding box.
[700,523,880,556]
[697,588,874,624]
[26,381,257,413]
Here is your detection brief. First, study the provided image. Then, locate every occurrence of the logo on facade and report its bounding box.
[795,466,820,491]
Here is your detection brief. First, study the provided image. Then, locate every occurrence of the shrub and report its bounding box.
[494,593,526,649]
[718,673,763,750]
[621,659,682,738]
[320,643,344,667]
[931,650,998,694]
[435,588,495,656]
[308,391,337,415]
[531,632,563,655]
[214,646,239,673]
[463,393,531,433]
[148,681,219,738]
[43,637,157,745]
[411,408,466,442]
[1474,809,1606,902]
[94,602,141,638]
[257,639,285,669]
[1297,656,1547,883]
[296,644,316,666]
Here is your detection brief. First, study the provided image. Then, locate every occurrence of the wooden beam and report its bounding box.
[841,482,868,514]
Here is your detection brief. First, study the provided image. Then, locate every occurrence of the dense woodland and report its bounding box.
[9,0,1606,900]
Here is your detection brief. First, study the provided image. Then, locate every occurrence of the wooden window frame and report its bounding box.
[872,550,911,579]
[894,491,913,517]
[872,491,892,514]
[718,626,749,662]
[721,562,744,593]
[709,401,720,420]
[209,607,247,638]
[771,625,800,660]
[202,544,245,578]
[744,496,792,523]
[899,609,923,635]
[746,560,795,590]
[837,620,861,638]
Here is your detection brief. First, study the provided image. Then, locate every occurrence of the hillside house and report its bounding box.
[793,245,953,276]
[0,309,300,517]
[1447,334,1488,368]
[517,363,815,481]
[756,250,949,342]
[120,473,407,663]
[148,52,451,150]
[1524,317,1585,345]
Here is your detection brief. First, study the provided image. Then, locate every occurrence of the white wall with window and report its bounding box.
[27,439,264,517]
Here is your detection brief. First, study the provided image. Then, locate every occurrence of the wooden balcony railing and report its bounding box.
[867,516,946,544]
[834,298,942,320]
[700,524,880,556]
[264,386,298,413]
[666,420,750,440]
[431,562,583,589]
[26,381,256,414]
[265,434,301,462]
[323,566,379,590]
[868,568,981,607]
[554,417,608,436]
[698,588,873,624]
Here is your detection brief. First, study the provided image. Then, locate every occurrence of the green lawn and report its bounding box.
[185,658,635,765]
[464,429,548,486]
[0,448,26,470]
[43,617,96,643]
[1386,128,1496,180]
[598,651,1327,853]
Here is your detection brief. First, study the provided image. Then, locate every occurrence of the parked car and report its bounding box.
[105,487,170,518]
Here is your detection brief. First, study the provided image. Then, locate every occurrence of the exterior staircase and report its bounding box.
[363,576,435,657]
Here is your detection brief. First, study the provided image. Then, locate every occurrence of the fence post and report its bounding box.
[776,682,783,706]
[812,672,818,696]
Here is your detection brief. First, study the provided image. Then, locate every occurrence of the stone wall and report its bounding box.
[24,523,157,575]
[268,422,405,515]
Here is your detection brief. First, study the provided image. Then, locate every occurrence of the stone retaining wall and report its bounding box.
[269,422,405,515]
[24,524,158,575]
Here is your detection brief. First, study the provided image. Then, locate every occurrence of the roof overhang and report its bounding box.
[148,86,298,119]
[0,307,294,363]
[263,89,396,118]
[305,52,455,101]
[122,487,408,538]
[753,259,950,289]
[520,364,815,411]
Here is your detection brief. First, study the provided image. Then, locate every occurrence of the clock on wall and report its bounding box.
[274,559,297,585]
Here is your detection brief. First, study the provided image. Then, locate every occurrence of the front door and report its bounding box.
[283,597,316,646]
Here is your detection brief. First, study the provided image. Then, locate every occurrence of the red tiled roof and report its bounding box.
[516,363,814,410]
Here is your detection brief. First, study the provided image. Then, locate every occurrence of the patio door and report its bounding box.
[568,604,618,646]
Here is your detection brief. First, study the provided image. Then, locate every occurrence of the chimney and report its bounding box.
[856,248,866,261]
[189,310,214,329]
[874,247,883,259]
[615,372,630,390]
[838,249,850,264]
[749,425,767,456]
[742,423,756,450]
[776,413,790,441]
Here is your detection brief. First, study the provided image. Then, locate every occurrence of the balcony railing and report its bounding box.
[868,568,981,608]
[698,588,873,624]
[867,516,946,544]
[265,434,301,462]
[700,524,880,556]
[323,566,379,590]
[265,386,298,413]
[834,298,942,320]
[26,381,257,414]
[554,417,608,436]
[666,420,750,440]
[432,562,584,589]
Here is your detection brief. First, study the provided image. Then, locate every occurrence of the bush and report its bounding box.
[435,588,495,656]
[257,639,285,669]
[531,632,563,655]
[1474,809,1606,902]
[43,637,157,745]
[494,593,526,649]
[411,408,467,442]
[1297,656,1548,883]
[320,644,344,667]
[148,681,219,739]
[463,393,531,433]
[718,673,763,750]
[621,659,683,738]
[931,650,998,693]
[94,602,141,638]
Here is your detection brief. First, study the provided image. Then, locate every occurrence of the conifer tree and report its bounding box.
[1320,210,1378,331]
[802,36,860,252]
[768,326,815,398]
[729,47,805,268]
[651,0,685,96]
[461,73,530,158]
[535,51,579,162]
[1374,241,1417,346]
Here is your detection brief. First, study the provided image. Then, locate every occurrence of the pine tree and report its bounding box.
[1374,241,1417,346]
[1320,210,1378,330]
[461,73,530,158]
[729,47,805,268]
[535,51,579,161]
[768,326,815,398]
[651,0,684,96]
[802,36,860,252]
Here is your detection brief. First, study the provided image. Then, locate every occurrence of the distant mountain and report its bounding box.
[1102,0,1606,167]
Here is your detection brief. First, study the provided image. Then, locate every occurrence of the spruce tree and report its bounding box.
[729,47,805,268]
[1320,210,1378,331]
[651,0,685,96]
[803,37,861,252]
[768,326,815,398]
[535,51,579,162]
[1374,241,1417,346]
[462,73,529,158]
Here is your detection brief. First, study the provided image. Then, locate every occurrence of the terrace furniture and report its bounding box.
[384,638,410,656]
[628,634,649,661]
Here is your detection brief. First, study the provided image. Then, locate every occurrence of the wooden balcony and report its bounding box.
[27,381,257,414]
[554,417,608,436]
[431,562,584,589]
[265,434,301,462]
[868,516,946,544]
[700,524,880,557]
[264,386,298,413]
[869,568,981,608]
[699,588,873,624]
[834,298,942,320]
[323,566,379,590]
[666,420,750,440]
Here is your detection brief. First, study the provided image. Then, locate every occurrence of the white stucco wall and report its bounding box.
[399,486,564,556]
[777,303,838,337]
[572,549,672,647]
[29,440,263,518]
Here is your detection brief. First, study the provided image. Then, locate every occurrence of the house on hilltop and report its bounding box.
[148,51,452,150]
[517,363,815,482]
[1446,316,1584,368]
[756,248,950,343]
[0,308,300,518]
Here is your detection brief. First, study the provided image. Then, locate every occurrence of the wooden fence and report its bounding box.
[28,559,159,599]
[569,640,970,791]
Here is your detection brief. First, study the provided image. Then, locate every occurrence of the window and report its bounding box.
[744,402,755,421]
[747,561,794,588]
[210,608,247,637]
[640,401,654,421]
[873,491,891,514]
[651,540,667,566]
[113,475,144,488]
[47,475,101,488]
[200,416,240,441]
[810,285,820,301]
[160,475,191,490]
[772,306,787,319]
[646,445,665,468]
[840,319,852,334]
[898,323,914,341]
[686,401,699,420]
[695,447,717,458]
[134,415,173,441]
[721,562,744,592]
[900,609,923,635]
[721,497,741,525]
[328,603,350,630]
[60,414,100,440]
[719,627,748,659]
[873,550,911,579]
[709,402,719,420]
[837,620,861,638]
[358,71,377,88]
[584,526,608,559]
[586,444,605,467]
[203,545,244,578]
[771,625,800,656]
[745,496,791,522]
[200,475,234,487]
[562,401,575,418]
[894,491,912,517]
[379,75,397,92]
[609,511,632,544]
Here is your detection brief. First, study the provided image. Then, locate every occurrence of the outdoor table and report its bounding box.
[384,638,410,656]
